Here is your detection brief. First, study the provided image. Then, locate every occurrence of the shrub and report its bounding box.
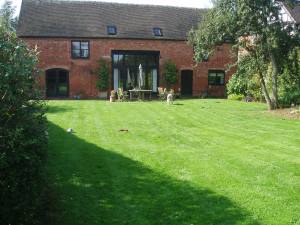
[163,60,178,88]
[0,8,48,225]
[278,48,300,107]
[96,58,109,91]
[228,94,245,101]
[227,60,263,101]
[227,73,248,96]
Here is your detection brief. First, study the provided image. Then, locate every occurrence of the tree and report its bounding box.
[0,2,48,224]
[163,60,178,88]
[189,0,299,110]
[0,0,17,30]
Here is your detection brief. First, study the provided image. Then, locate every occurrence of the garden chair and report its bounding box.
[117,88,129,102]
[123,91,129,101]
[157,87,167,101]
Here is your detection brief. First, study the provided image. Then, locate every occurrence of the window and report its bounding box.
[107,26,117,35]
[153,28,163,37]
[71,41,89,59]
[203,53,209,62]
[208,70,225,85]
[112,51,160,92]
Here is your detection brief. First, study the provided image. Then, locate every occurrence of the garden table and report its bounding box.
[129,90,152,101]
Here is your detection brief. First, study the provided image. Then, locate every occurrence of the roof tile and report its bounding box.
[17,0,206,40]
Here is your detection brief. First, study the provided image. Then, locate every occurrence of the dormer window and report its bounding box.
[153,28,163,37]
[107,26,117,35]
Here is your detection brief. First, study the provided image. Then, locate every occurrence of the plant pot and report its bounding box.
[110,96,116,102]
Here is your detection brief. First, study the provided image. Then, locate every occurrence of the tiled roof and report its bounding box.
[17,0,206,40]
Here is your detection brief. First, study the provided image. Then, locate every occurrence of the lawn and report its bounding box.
[46,99,300,225]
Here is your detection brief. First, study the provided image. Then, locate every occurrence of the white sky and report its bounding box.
[0,0,213,16]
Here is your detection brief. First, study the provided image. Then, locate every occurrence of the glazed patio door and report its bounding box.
[46,69,69,97]
[112,51,159,92]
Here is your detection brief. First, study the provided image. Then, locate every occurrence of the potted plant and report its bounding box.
[163,59,178,89]
[96,58,109,99]
[110,90,116,102]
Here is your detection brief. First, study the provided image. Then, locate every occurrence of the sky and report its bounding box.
[0,0,213,16]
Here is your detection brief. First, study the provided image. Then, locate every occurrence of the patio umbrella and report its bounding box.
[127,68,132,85]
[139,64,143,89]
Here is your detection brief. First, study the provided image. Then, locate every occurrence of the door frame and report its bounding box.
[181,70,193,96]
[45,68,70,98]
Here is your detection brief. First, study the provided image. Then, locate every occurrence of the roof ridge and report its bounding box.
[24,0,209,11]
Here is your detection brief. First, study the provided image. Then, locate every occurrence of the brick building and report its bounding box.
[17,0,236,98]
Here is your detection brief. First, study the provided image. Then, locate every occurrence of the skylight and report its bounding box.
[107,26,117,35]
[153,28,163,37]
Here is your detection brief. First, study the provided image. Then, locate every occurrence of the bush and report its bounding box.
[163,60,178,88]
[227,73,248,96]
[0,15,48,225]
[278,48,300,107]
[96,58,109,91]
[227,62,262,101]
[228,94,245,101]
[279,85,300,106]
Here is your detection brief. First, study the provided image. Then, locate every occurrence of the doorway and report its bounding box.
[46,68,69,97]
[181,70,193,95]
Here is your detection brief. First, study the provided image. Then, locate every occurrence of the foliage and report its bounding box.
[0,3,48,225]
[189,0,299,110]
[163,60,178,87]
[227,73,248,96]
[0,0,17,31]
[228,94,244,101]
[96,58,109,91]
[278,48,300,106]
[227,55,263,100]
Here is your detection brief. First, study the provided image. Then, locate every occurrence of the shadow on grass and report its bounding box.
[47,122,261,225]
[46,105,75,114]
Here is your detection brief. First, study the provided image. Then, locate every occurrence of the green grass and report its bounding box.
[46,99,300,225]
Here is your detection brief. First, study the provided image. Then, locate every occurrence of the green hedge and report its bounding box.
[0,24,48,225]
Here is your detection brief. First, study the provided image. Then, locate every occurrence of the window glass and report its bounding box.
[114,69,119,91]
[152,69,158,92]
[153,28,163,36]
[81,42,89,49]
[113,54,119,64]
[72,50,81,58]
[107,26,117,35]
[208,70,225,85]
[125,54,136,67]
[81,50,89,58]
[71,41,89,59]
[216,72,225,84]
[112,51,159,91]
[72,41,80,50]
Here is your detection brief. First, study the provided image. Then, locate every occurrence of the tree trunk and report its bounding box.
[270,52,279,109]
[253,51,275,110]
[258,71,274,110]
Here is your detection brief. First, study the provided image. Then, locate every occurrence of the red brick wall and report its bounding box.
[23,37,236,98]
